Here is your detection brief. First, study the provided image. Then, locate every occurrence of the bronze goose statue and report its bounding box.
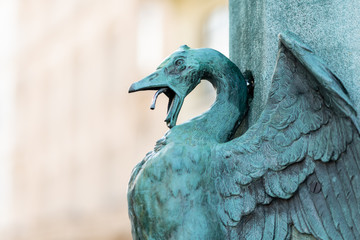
[127,32,360,240]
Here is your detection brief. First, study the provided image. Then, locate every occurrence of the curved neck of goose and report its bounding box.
[178,61,248,143]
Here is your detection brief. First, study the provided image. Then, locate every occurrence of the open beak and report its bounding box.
[128,70,183,128]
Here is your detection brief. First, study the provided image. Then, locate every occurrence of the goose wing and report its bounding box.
[212,32,360,239]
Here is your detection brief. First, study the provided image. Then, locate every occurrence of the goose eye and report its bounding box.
[175,59,184,66]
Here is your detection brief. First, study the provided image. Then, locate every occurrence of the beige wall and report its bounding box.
[0,0,227,239]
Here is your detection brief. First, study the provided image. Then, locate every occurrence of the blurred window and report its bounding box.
[0,0,17,228]
[203,5,229,57]
[137,2,164,72]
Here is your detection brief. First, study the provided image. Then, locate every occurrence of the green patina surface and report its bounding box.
[128,32,360,239]
[229,0,360,126]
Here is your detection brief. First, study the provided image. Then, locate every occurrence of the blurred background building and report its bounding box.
[0,0,228,239]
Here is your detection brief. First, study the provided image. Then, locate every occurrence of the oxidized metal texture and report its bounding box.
[128,32,360,240]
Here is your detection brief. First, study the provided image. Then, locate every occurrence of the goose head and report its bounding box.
[129,45,204,128]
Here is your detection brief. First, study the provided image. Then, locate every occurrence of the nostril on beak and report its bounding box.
[148,73,159,81]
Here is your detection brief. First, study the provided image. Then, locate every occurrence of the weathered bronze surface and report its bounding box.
[128,32,360,239]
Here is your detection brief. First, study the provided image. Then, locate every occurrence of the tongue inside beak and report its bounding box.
[150,88,168,110]
[148,87,181,128]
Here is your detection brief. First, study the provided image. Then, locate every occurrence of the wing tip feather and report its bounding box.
[279,31,360,135]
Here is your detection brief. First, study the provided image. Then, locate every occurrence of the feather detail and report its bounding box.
[213,32,360,239]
